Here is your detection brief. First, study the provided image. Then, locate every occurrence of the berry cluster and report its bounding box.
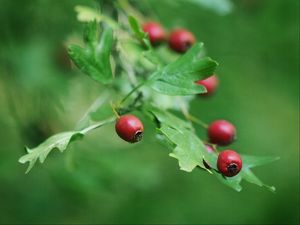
[114,21,243,178]
[143,22,219,96]
[115,115,242,177]
[142,22,196,53]
[205,119,242,177]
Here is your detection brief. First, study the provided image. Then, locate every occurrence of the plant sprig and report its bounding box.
[18,2,279,193]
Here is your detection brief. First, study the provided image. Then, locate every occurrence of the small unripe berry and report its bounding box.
[115,115,144,143]
[143,22,165,46]
[196,75,219,96]
[208,120,236,146]
[217,150,242,177]
[169,29,196,53]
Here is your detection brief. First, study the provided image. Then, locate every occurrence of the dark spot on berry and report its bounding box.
[227,163,238,175]
[133,130,143,143]
[183,41,192,51]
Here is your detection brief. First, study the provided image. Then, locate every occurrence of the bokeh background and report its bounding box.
[0,0,299,224]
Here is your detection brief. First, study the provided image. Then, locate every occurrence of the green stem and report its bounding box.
[176,97,208,129]
[119,82,144,105]
[81,116,116,134]
[186,114,208,129]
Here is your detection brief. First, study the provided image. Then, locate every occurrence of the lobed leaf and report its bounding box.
[147,106,278,192]
[19,132,84,173]
[74,5,118,28]
[214,171,243,192]
[160,124,207,172]
[75,5,101,22]
[146,43,218,95]
[188,0,234,15]
[145,105,207,171]
[242,155,280,169]
[128,15,151,49]
[68,21,114,84]
[19,117,116,173]
[145,105,192,130]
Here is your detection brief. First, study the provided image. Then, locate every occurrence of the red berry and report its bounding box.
[169,29,196,53]
[143,22,165,46]
[217,150,242,177]
[208,120,236,146]
[115,115,144,143]
[196,75,219,96]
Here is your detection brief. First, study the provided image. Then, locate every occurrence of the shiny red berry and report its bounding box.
[143,22,165,46]
[217,150,242,177]
[208,120,236,146]
[115,115,144,143]
[196,75,219,96]
[169,29,196,53]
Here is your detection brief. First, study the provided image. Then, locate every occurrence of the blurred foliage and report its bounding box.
[0,0,299,224]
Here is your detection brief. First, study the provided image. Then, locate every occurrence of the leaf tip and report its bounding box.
[25,146,32,153]
[24,168,31,174]
[24,164,35,174]
[18,157,25,164]
[236,187,243,192]
[207,57,219,67]
[266,185,276,193]
[197,42,204,48]
[74,5,81,12]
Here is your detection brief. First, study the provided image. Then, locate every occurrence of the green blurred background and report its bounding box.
[0,0,299,224]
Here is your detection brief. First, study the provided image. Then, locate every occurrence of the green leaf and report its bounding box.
[149,79,207,95]
[159,124,207,172]
[19,132,83,173]
[145,105,207,171]
[75,5,102,22]
[214,171,243,192]
[188,0,234,15]
[19,117,116,173]
[83,19,99,45]
[146,106,278,192]
[242,155,280,169]
[146,43,218,95]
[74,5,118,28]
[241,169,276,192]
[145,105,192,130]
[142,50,162,67]
[209,155,279,192]
[68,21,114,84]
[128,15,151,49]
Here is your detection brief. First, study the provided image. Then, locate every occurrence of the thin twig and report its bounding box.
[110,101,120,118]
[81,116,116,134]
[176,97,208,129]
[119,82,144,105]
[186,114,208,129]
